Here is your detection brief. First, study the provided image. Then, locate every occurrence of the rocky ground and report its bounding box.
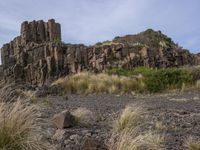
[34,90,200,150]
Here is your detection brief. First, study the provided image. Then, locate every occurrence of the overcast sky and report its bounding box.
[0,0,200,54]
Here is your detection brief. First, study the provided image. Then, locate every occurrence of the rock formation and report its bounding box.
[0,19,200,85]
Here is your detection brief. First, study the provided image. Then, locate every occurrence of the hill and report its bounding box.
[0,19,199,85]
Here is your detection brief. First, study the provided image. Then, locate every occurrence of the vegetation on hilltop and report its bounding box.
[113,29,178,49]
[52,67,200,94]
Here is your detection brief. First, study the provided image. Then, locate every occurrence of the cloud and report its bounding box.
[0,0,199,53]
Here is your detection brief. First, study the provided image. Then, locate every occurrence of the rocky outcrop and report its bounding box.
[1,19,200,85]
[1,19,62,85]
[0,65,3,78]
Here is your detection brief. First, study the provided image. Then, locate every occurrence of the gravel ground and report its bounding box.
[39,90,200,150]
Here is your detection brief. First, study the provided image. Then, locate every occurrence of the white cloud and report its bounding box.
[0,0,199,53]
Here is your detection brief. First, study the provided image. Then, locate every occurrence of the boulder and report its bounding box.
[81,138,105,150]
[53,110,76,129]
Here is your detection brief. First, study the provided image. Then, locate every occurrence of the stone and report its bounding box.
[13,64,23,81]
[1,19,200,86]
[52,110,75,129]
[81,138,102,150]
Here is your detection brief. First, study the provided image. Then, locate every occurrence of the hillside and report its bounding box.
[113,29,178,48]
[0,19,199,85]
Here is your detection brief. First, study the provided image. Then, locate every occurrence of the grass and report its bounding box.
[196,80,200,89]
[51,72,145,94]
[72,107,95,126]
[29,96,53,107]
[52,66,197,94]
[0,100,51,150]
[109,105,164,150]
[113,105,143,133]
[184,136,200,150]
[109,132,163,150]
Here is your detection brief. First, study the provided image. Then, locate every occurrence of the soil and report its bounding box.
[38,90,200,150]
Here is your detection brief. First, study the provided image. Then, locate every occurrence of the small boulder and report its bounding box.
[81,137,107,150]
[53,110,75,129]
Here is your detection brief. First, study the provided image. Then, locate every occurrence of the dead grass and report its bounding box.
[109,105,164,150]
[184,136,200,150]
[196,80,200,89]
[113,105,144,133]
[0,100,51,150]
[72,107,95,126]
[109,131,164,150]
[155,121,167,130]
[51,72,144,94]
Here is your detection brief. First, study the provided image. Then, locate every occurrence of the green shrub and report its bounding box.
[145,68,192,92]
[107,67,193,93]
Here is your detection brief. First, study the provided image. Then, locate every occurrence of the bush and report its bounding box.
[107,67,193,93]
[144,68,192,92]
[107,67,152,77]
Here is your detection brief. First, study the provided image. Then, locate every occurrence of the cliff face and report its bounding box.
[0,19,199,85]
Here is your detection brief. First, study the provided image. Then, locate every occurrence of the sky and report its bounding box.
[0,0,200,56]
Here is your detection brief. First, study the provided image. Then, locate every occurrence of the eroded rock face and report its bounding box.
[1,19,200,85]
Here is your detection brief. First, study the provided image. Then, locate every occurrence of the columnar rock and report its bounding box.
[0,19,199,85]
[21,19,61,44]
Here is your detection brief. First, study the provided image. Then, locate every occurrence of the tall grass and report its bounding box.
[113,106,143,133]
[52,72,145,94]
[109,131,163,150]
[52,67,198,94]
[184,136,200,150]
[0,100,51,150]
[109,105,164,150]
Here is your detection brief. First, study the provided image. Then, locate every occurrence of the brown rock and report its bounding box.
[1,19,199,86]
[53,110,75,129]
[81,138,106,150]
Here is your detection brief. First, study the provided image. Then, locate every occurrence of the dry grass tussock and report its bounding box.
[51,72,144,94]
[72,107,95,126]
[0,100,51,150]
[113,105,144,133]
[109,105,164,150]
[109,131,164,150]
[196,80,200,89]
[184,136,200,150]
